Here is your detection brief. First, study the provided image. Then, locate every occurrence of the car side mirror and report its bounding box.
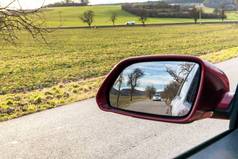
[96,55,233,123]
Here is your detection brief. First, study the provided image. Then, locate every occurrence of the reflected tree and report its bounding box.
[115,74,123,107]
[166,67,183,84]
[161,81,180,104]
[162,63,194,104]
[179,63,194,77]
[145,85,156,99]
[166,63,194,84]
[127,68,144,101]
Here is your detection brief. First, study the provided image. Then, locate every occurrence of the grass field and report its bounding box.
[42,5,192,27]
[3,24,238,94]
[2,24,238,120]
[41,5,238,27]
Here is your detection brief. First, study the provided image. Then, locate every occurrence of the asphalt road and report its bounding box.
[126,100,169,115]
[1,58,238,159]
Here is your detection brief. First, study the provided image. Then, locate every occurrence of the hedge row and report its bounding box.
[122,4,226,19]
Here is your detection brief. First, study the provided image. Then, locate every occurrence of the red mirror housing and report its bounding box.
[96,55,233,123]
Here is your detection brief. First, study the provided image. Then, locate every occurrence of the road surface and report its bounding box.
[126,100,170,116]
[0,58,238,159]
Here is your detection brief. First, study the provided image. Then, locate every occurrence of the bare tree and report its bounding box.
[127,68,144,101]
[191,6,199,24]
[80,10,95,28]
[220,4,226,22]
[160,81,180,104]
[162,63,194,104]
[145,85,156,99]
[110,12,117,26]
[166,67,184,84]
[179,63,194,77]
[221,10,226,22]
[166,63,194,84]
[115,74,123,107]
[0,0,48,44]
[138,9,148,26]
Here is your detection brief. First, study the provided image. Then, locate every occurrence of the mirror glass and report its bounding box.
[109,61,200,117]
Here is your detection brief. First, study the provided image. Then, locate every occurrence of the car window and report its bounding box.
[0,0,231,159]
[177,64,200,103]
[186,68,201,104]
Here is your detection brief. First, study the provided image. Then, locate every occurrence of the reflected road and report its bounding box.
[126,100,171,115]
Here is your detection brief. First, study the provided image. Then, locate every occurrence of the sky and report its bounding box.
[0,0,158,9]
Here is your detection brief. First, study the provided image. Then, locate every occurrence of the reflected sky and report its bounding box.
[114,61,195,92]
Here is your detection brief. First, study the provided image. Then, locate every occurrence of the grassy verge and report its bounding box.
[200,47,238,63]
[0,77,103,121]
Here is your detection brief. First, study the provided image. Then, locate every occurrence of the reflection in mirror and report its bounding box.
[109,61,200,117]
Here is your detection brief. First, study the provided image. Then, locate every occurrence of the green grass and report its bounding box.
[2,24,238,95]
[42,5,193,27]
[0,77,103,121]
[202,7,214,14]
[41,5,238,27]
[225,11,238,20]
[201,46,238,63]
[2,24,238,121]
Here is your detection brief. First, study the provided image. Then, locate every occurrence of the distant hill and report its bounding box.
[110,87,145,96]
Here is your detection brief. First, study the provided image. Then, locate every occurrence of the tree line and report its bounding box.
[45,0,89,8]
[79,10,149,27]
[122,3,227,24]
